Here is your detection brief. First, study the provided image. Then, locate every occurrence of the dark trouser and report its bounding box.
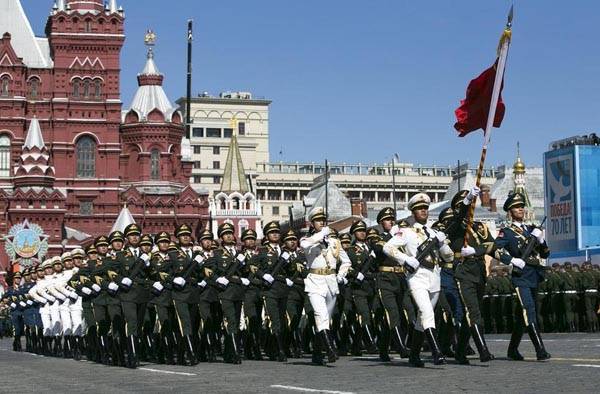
[287,293,304,333]
[82,302,96,334]
[514,286,537,327]
[173,301,197,337]
[121,301,147,337]
[584,293,598,330]
[93,304,123,337]
[221,299,242,335]
[263,296,288,335]
[456,280,483,327]
[11,312,24,336]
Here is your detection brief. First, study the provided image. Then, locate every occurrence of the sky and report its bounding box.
[20,0,600,169]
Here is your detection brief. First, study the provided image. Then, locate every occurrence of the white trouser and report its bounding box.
[59,299,73,335]
[69,298,84,336]
[49,301,62,336]
[408,266,441,331]
[308,290,337,332]
[40,303,53,336]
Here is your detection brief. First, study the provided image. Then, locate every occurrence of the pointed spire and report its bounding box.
[141,48,161,76]
[111,205,136,233]
[109,0,118,13]
[56,0,66,12]
[23,117,46,150]
[220,135,249,194]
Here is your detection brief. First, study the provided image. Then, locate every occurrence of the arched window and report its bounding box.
[85,19,92,33]
[0,135,11,178]
[150,149,160,180]
[94,79,102,98]
[232,197,240,210]
[28,78,39,99]
[73,79,80,97]
[83,79,90,98]
[76,136,96,178]
[1,77,10,97]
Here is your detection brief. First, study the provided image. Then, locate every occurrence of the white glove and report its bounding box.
[152,282,164,292]
[461,246,476,257]
[321,226,331,237]
[263,273,275,284]
[356,272,365,281]
[55,293,66,301]
[46,295,57,303]
[241,278,250,286]
[370,251,376,258]
[121,277,133,287]
[91,284,101,293]
[404,256,420,271]
[140,253,151,266]
[198,280,207,288]
[39,298,48,305]
[68,291,79,301]
[390,225,400,236]
[435,232,447,243]
[337,276,348,285]
[193,245,202,252]
[194,255,205,264]
[26,300,34,306]
[10,303,16,309]
[531,228,544,243]
[108,282,119,292]
[285,278,294,287]
[19,301,27,308]
[511,258,526,269]
[173,277,186,287]
[216,277,229,287]
[281,251,291,261]
[236,254,246,263]
[81,287,92,296]
[465,186,481,203]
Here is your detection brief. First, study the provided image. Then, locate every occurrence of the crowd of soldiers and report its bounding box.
[1,189,599,369]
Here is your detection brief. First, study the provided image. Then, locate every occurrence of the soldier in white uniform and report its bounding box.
[300,207,351,365]
[46,256,68,356]
[383,193,454,367]
[28,259,59,355]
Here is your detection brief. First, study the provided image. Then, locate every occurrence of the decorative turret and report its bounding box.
[66,0,104,13]
[512,142,535,222]
[13,118,56,188]
[111,204,136,233]
[220,135,249,194]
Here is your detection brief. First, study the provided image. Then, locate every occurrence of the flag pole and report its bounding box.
[464,6,513,246]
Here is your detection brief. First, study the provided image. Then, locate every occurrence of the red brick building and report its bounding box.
[0,0,208,273]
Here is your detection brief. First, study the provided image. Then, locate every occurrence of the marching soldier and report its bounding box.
[300,207,351,365]
[561,262,578,332]
[581,262,598,332]
[256,221,290,362]
[383,193,455,367]
[495,192,551,361]
[6,272,24,352]
[205,222,246,364]
[196,229,219,362]
[73,245,100,362]
[240,228,263,360]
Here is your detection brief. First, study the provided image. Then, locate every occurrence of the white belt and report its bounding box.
[564,291,577,294]
[537,292,547,295]
[585,289,598,293]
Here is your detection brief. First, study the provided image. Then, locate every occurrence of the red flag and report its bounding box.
[454,61,505,137]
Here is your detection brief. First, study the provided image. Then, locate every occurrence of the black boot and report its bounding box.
[275,334,287,362]
[378,325,392,362]
[25,328,32,352]
[291,329,303,359]
[126,335,138,369]
[470,324,494,362]
[63,335,72,358]
[454,323,470,365]
[424,328,446,365]
[13,336,22,352]
[183,335,198,366]
[362,325,378,354]
[527,323,551,361]
[320,330,337,363]
[507,326,524,361]
[392,326,410,358]
[54,336,63,357]
[113,335,125,367]
[311,331,326,366]
[228,333,242,364]
[99,335,113,365]
[408,330,425,368]
[73,336,82,361]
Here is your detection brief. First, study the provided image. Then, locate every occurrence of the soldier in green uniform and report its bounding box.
[205,222,246,364]
[372,207,410,362]
[282,229,309,358]
[497,270,513,333]
[335,232,353,355]
[196,229,219,362]
[78,244,100,362]
[240,229,263,360]
[170,223,202,366]
[255,221,290,362]
[561,262,578,332]
[581,262,598,332]
[346,220,377,355]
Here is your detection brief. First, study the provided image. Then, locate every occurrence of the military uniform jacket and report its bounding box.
[72,261,96,302]
[283,248,308,301]
[371,233,407,292]
[241,248,263,294]
[256,244,289,299]
[169,249,201,303]
[148,253,173,306]
[205,247,245,302]
[197,248,219,303]
[91,255,120,306]
[115,248,151,303]
[346,242,376,296]
[495,222,550,288]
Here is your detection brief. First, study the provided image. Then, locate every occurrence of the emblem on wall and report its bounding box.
[3,220,49,267]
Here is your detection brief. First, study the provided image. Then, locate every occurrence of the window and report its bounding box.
[83,79,90,98]
[85,20,92,33]
[73,79,80,97]
[193,145,201,154]
[150,149,160,180]
[212,161,220,169]
[0,135,10,178]
[268,190,281,200]
[272,206,279,215]
[94,79,102,98]
[192,127,204,138]
[76,136,96,178]
[79,201,93,215]
[28,78,39,99]
[193,175,201,183]
[1,77,10,97]
[238,122,245,135]
[213,176,221,184]
[224,128,233,138]
[206,128,221,138]
[213,146,220,155]
[193,161,201,169]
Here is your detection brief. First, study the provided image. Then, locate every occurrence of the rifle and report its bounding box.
[216,251,246,290]
[119,253,150,291]
[263,249,290,288]
[409,237,441,273]
[512,217,547,277]
[350,246,373,283]
[171,250,202,291]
